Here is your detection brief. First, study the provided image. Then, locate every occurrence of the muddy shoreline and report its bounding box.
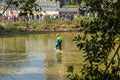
[0,29,79,36]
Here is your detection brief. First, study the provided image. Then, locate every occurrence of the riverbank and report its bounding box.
[0,27,80,36]
[0,18,81,36]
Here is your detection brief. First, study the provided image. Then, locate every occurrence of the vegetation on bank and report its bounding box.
[0,17,85,35]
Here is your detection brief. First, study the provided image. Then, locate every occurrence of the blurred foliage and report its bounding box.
[72,16,94,27]
[67,65,81,80]
[68,0,120,80]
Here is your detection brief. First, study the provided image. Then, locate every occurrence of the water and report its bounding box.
[0,32,84,80]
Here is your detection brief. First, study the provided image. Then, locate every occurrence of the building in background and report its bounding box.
[0,0,83,17]
[36,0,79,16]
[36,0,59,15]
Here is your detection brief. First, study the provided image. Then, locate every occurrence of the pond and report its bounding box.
[0,32,84,80]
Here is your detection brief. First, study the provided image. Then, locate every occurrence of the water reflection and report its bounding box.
[56,52,62,66]
[0,32,82,80]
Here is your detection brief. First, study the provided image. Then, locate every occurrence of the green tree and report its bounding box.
[68,0,120,80]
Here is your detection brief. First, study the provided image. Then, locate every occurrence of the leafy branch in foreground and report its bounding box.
[68,0,120,80]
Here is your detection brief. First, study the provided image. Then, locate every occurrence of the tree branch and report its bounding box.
[1,0,12,15]
[102,44,120,79]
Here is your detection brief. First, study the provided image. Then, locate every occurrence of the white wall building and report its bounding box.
[36,0,60,15]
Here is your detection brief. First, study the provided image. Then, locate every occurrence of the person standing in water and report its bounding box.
[56,34,63,50]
